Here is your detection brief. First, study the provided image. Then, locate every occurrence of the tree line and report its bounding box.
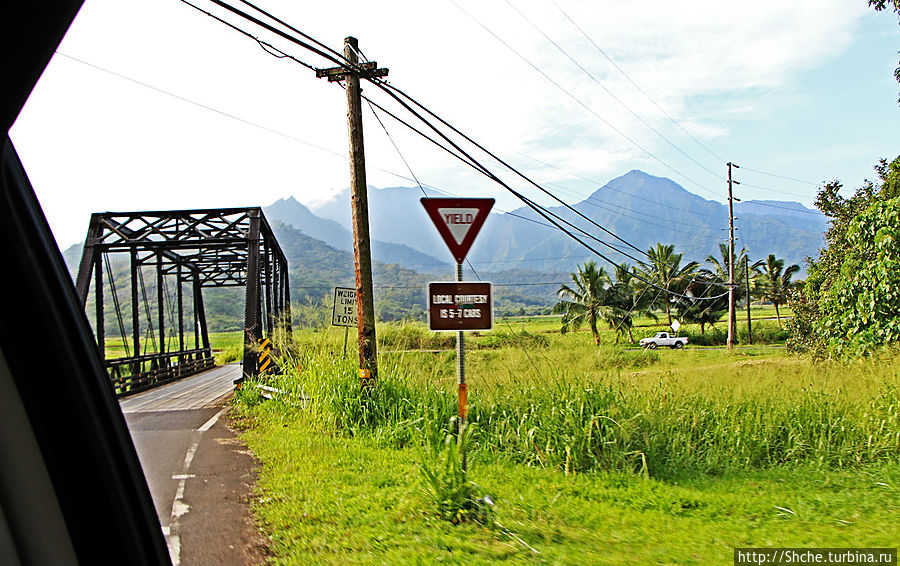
[553,243,800,345]
[554,154,900,358]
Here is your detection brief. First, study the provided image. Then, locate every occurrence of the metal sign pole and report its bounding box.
[455,262,467,471]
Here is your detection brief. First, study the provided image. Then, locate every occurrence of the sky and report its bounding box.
[10,0,900,250]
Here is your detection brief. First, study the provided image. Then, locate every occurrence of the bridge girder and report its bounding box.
[74,207,291,395]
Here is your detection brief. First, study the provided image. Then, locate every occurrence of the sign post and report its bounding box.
[332,287,357,358]
[421,198,494,455]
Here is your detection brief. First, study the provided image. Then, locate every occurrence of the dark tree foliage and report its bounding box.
[787,156,900,356]
[674,277,729,336]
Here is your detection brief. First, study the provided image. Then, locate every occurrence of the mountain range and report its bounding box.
[294,169,826,273]
[61,169,827,328]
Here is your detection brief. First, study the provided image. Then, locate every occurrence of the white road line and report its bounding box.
[165,409,224,565]
[198,407,227,432]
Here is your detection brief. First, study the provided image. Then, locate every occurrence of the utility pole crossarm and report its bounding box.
[316,60,389,82]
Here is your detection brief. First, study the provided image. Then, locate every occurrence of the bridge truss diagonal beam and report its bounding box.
[74,207,291,396]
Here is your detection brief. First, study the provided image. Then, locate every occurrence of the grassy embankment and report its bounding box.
[230,313,900,564]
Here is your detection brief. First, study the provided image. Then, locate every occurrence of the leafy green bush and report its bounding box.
[681,327,726,346]
[420,424,494,525]
[788,157,900,357]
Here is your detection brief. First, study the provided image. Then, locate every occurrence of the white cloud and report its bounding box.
[9,0,881,247]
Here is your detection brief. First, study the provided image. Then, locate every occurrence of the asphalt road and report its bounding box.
[120,365,267,565]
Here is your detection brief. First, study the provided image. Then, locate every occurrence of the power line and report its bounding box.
[541,179,725,234]
[175,0,730,301]
[449,0,722,199]
[370,82,653,258]
[365,98,427,197]
[737,180,815,199]
[181,0,696,266]
[549,0,727,164]
[738,166,819,186]
[57,48,575,254]
[512,152,725,221]
[505,0,724,183]
[733,199,821,216]
[361,91,651,264]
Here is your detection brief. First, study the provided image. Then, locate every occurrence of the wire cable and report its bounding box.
[449,0,722,199]
[505,0,724,183]
[371,81,652,257]
[738,166,818,185]
[362,93,651,265]
[550,0,727,164]
[177,0,730,301]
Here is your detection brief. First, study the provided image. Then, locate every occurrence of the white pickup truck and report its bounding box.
[640,332,688,349]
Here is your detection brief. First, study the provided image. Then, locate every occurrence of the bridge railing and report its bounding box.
[106,348,215,397]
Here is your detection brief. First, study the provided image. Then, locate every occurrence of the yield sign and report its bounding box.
[421,198,494,264]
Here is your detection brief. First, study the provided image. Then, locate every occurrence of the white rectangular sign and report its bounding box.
[332,287,357,327]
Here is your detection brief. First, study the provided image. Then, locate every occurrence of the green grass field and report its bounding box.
[230,315,900,564]
[101,330,244,363]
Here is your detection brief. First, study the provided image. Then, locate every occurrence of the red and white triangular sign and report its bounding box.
[421,198,494,264]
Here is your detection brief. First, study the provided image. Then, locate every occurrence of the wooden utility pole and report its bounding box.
[317,37,388,385]
[726,162,740,350]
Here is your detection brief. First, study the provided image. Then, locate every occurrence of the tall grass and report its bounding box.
[247,335,900,479]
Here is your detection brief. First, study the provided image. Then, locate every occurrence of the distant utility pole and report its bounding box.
[317,37,388,384]
[745,258,753,345]
[727,162,740,350]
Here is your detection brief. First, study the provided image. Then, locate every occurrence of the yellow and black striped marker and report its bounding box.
[258,338,273,374]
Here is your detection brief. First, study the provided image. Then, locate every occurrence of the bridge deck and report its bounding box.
[119,364,242,413]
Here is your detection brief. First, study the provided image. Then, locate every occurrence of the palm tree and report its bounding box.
[759,254,800,327]
[553,261,610,345]
[703,243,765,307]
[635,243,699,326]
[674,277,728,335]
[602,263,656,344]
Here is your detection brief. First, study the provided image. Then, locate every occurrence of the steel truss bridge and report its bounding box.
[74,207,291,396]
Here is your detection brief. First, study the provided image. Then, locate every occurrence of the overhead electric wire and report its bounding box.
[505,0,724,183]
[178,0,730,301]
[736,180,814,199]
[198,0,343,68]
[541,178,723,234]
[513,151,725,221]
[449,0,722,199]
[362,94,655,259]
[361,92,651,265]
[180,0,321,71]
[738,166,818,185]
[370,81,652,258]
[183,0,691,263]
[236,0,347,64]
[58,47,569,240]
[365,99,428,197]
[733,199,821,215]
[549,0,727,165]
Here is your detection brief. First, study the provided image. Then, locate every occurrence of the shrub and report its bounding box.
[420,424,494,525]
